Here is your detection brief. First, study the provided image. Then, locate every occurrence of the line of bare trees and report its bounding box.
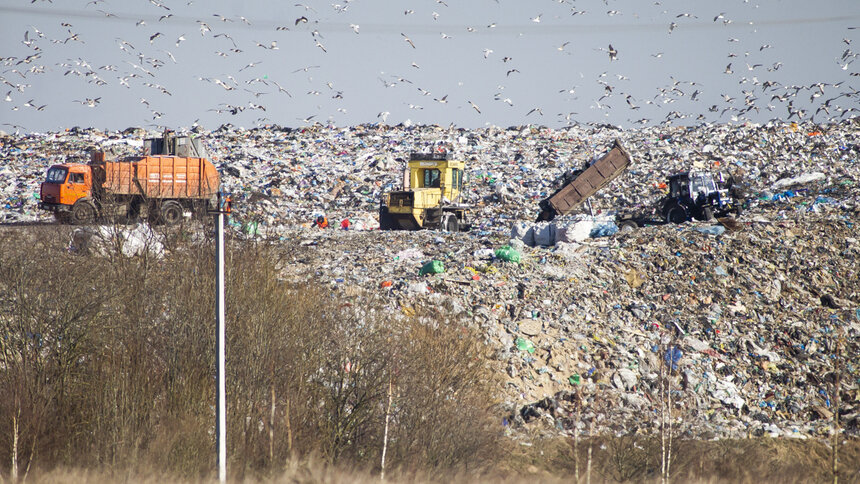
[0,224,500,481]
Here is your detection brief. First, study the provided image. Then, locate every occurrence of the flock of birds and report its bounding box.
[1,0,859,132]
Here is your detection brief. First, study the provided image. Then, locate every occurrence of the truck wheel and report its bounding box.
[160,201,183,225]
[70,200,96,225]
[618,220,638,233]
[126,200,142,222]
[445,214,460,233]
[536,208,555,222]
[379,206,394,230]
[666,205,687,224]
[701,207,714,221]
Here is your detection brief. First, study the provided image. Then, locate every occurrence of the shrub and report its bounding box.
[0,226,500,480]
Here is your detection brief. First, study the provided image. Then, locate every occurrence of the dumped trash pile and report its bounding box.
[1,120,858,442]
[2,120,858,228]
[274,215,859,442]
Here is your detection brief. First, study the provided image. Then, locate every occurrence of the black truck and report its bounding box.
[616,171,744,230]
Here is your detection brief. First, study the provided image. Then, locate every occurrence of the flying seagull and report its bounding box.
[292,65,319,73]
[239,60,262,71]
[271,80,292,97]
[294,3,317,12]
[73,97,101,107]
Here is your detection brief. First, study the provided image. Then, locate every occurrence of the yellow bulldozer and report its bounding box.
[379,151,470,231]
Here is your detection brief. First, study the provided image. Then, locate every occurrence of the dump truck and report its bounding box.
[536,139,633,222]
[615,171,744,230]
[379,151,470,231]
[39,131,220,224]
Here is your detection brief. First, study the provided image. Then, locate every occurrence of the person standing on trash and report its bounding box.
[313,215,329,228]
[340,217,350,230]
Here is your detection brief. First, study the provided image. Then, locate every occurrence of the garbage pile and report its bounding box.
[269,215,857,441]
[2,120,858,229]
[1,120,858,442]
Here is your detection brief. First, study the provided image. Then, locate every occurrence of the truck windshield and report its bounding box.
[453,168,462,189]
[423,169,440,188]
[691,175,715,195]
[45,167,68,183]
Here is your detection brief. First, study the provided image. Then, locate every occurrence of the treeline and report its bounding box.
[0,225,500,481]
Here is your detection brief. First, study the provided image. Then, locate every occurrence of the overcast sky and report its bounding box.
[1,0,858,132]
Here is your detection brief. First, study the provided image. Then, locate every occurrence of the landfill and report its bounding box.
[1,119,858,442]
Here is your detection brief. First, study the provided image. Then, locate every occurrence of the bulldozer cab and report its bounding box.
[408,152,465,202]
[379,151,469,231]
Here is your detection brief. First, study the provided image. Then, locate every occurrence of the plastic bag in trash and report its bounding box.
[533,222,556,246]
[495,245,521,263]
[243,220,260,236]
[695,225,726,236]
[515,337,536,354]
[419,260,445,275]
[511,221,535,246]
[589,221,619,238]
[556,220,594,243]
[664,346,683,371]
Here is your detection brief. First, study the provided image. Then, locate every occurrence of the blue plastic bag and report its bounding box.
[590,221,619,238]
[695,225,726,236]
[664,346,683,371]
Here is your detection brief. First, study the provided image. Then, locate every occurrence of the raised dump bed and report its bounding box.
[536,139,632,221]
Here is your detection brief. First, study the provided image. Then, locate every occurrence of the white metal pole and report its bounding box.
[216,197,227,483]
[380,375,393,481]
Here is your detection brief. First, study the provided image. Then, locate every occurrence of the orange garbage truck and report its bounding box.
[39,131,220,224]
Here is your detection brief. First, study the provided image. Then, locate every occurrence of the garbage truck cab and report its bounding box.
[379,151,470,231]
[41,163,93,207]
